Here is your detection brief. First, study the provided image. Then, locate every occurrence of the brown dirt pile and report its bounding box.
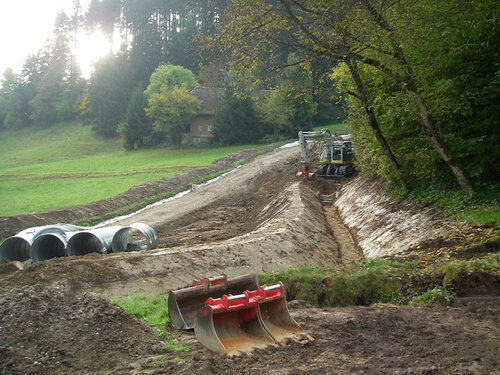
[0,176,342,298]
[0,285,162,374]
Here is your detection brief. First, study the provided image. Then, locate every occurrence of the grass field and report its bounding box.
[0,122,258,217]
[312,122,349,134]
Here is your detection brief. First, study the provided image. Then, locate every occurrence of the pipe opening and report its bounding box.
[111,223,157,253]
[67,232,104,256]
[0,237,31,262]
[31,234,67,262]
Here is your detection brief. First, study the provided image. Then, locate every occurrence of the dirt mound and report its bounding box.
[156,171,293,248]
[0,285,162,374]
[0,176,342,298]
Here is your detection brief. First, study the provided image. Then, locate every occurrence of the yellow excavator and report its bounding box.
[296,129,355,179]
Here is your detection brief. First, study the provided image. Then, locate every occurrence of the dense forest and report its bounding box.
[0,0,498,194]
[0,0,333,145]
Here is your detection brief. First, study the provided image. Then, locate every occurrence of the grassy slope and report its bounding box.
[312,122,348,134]
[0,122,255,216]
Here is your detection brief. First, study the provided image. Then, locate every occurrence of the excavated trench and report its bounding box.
[0,163,454,297]
[0,171,351,297]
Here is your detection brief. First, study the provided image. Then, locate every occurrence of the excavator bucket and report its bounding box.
[194,283,313,355]
[296,165,315,179]
[194,291,275,355]
[168,274,258,330]
[257,283,313,345]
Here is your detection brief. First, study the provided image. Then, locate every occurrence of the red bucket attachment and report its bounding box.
[194,291,275,355]
[296,165,315,179]
[168,274,258,330]
[257,283,313,345]
[194,283,313,355]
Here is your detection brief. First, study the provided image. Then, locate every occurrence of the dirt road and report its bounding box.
[111,144,300,228]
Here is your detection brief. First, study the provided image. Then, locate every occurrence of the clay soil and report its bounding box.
[0,145,498,374]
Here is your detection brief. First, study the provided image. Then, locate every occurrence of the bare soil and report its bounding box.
[149,299,500,375]
[0,145,498,374]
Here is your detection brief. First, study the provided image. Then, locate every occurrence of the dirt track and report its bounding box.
[0,144,499,374]
[112,145,300,229]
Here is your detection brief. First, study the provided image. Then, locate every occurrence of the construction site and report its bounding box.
[0,142,498,374]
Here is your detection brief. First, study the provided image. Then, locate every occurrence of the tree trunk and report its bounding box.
[347,59,409,193]
[360,0,472,194]
[405,85,472,194]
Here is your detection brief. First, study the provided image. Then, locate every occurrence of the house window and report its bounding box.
[207,125,212,132]
[197,125,203,132]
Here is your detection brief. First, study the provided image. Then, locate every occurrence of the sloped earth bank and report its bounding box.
[0,145,499,374]
[334,177,456,258]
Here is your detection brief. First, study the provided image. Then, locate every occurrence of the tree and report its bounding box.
[212,0,498,193]
[86,0,121,47]
[211,88,264,145]
[70,0,84,51]
[145,84,200,146]
[145,64,198,98]
[257,89,294,140]
[279,54,317,136]
[30,35,72,125]
[333,59,409,191]
[119,84,152,150]
[0,69,26,129]
[88,54,134,136]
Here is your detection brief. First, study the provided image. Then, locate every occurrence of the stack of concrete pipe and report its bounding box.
[0,223,157,263]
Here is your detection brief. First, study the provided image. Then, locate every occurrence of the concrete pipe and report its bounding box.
[66,226,122,256]
[0,225,75,262]
[111,223,157,253]
[30,231,78,262]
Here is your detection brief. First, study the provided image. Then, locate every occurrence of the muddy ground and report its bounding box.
[0,145,498,374]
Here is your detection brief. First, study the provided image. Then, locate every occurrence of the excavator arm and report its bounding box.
[296,129,333,179]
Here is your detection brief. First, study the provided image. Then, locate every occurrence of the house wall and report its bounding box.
[190,114,215,143]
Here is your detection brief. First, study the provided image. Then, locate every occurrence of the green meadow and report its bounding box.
[312,122,348,134]
[0,122,256,217]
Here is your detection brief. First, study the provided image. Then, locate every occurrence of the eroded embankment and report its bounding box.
[0,181,341,297]
[335,177,454,258]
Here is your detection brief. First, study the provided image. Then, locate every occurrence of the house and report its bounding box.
[189,86,224,143]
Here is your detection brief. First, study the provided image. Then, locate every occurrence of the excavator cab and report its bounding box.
[331,142,354,164]
[318,141,355,178]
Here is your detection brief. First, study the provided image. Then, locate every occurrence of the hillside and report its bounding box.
[0,122,260,217]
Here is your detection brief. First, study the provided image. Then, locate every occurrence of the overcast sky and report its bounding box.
[0,0,92,77]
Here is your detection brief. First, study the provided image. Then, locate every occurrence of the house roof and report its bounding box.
[190,86,224,114]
